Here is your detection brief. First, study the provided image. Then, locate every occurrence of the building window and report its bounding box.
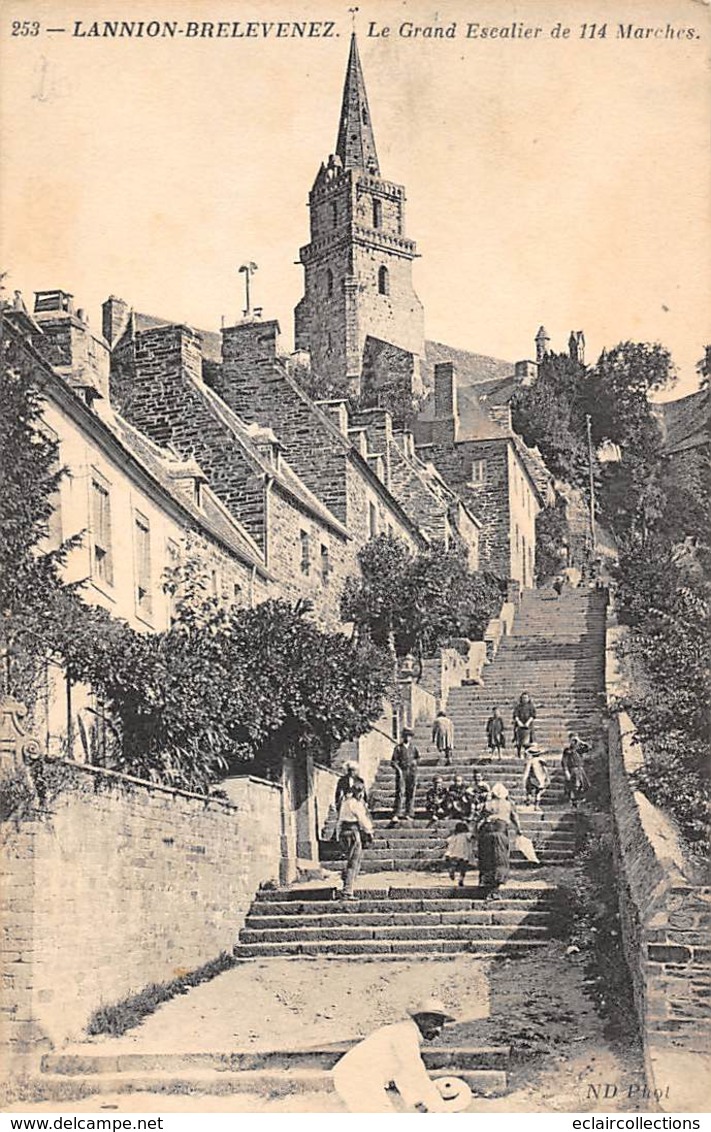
[331,201,338,227]
[165,538,180,624]
[210,568,221,598]
[362,104,369,125]
[300,530,311,575]
[326,268,334,297]
[134,513,152,617]
[368,502,378,539]
[471,459,486,484]
[372,198,382,228]
[90,476,113,586]
[320,544,330,584]
[47,439,63,549]
[378,265,389,295]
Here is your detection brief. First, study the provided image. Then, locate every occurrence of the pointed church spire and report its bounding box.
[335,34,380,175]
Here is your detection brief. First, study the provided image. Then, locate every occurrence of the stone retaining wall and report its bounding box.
[606,614,711,1111]
[1,754,281,1071]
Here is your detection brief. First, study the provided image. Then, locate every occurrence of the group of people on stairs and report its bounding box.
[330,703,592,899]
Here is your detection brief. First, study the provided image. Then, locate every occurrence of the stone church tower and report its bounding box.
[294,35,425,400]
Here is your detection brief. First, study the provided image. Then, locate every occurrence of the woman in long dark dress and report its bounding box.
[512,692,537,758]
[561,733,590,808]
[477,783,521,899]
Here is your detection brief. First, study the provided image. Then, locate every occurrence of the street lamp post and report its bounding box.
[586,413,597,557]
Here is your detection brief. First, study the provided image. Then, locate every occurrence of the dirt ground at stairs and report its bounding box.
[14,934,652,1114]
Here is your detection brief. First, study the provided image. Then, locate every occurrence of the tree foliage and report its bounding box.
[613,540,710,853]
[511,352,591,489]
[64,597,391,789]
[341,534,503,662]
[585,342,673,454]
[534,500,569,582]
[0,319,84,709]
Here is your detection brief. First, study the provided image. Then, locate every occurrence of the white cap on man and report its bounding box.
[408,997,456,1023]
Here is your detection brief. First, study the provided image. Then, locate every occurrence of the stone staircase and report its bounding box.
[235,589,606,966]
[37,1043,512,1099]
[236,881,560,958]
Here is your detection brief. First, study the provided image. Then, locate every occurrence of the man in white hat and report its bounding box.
[335,760,368,810]
[332,997,456,1112]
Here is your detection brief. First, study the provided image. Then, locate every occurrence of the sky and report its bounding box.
[1,0,709,398]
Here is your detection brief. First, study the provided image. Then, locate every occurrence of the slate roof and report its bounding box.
[108,415,271,573]
[134,311,222,364]
[3,309,271,576]
[423,340,514,389]
[419,340,521,436]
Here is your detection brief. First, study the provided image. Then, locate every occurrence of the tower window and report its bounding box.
[331,201,338,227]
[326,268,334,297]
[378,266,389,295]
[362,105,369,125]
[372,198,382,229]
[471,459,486,484]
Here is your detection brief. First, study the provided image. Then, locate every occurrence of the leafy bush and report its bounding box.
[534,500,570,582]
[614,539,710,856]
[0,319,84,710]
[341,534,503,661]
[63,597,391,789]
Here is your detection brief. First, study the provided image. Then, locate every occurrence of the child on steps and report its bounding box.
[445,821,472,887]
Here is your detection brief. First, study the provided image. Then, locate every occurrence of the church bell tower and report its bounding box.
[294,35,424,399]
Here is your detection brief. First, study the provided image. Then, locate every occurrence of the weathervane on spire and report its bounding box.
[238,262,258,318]
[348,6,359,32]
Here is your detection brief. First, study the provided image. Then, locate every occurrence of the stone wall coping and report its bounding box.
[314,763,341,779]
[222,772,283,793]
[45,758,282,809]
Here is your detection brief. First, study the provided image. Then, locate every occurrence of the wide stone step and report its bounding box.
[33,1065,508,1099]
[372,818,578,834]
[255,882,558,902]
[342,851,573,865]
[245,909,553,929]
[235,937,549,958]
[333,858,569,874]
[249,895,558,916]
[241,922,551,944]
[365,827,577,841]
[42,1044,511,1075]
[355,841,575,857]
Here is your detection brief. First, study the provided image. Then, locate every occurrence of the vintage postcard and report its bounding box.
[1,0,709,1117]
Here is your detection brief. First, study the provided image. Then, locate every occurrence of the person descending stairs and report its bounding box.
[235,588,607,961]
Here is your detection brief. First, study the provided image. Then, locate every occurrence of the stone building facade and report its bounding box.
[416,362,543,586]
[2,298,273,756]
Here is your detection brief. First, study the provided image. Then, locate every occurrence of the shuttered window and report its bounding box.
[134,513,152,617]
[91,477,113,586]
